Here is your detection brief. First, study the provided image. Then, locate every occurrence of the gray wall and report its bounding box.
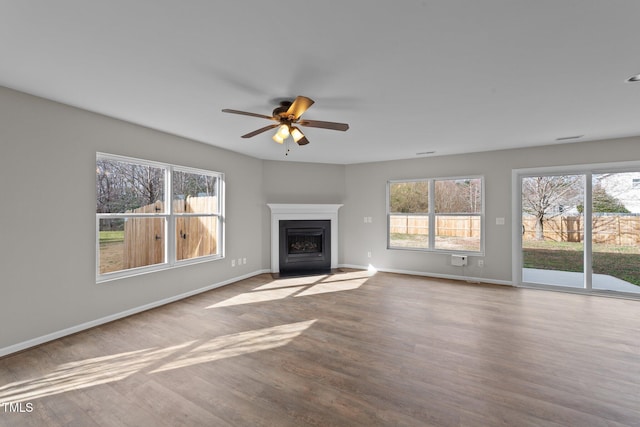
[3,83,640,353]
[341,138,640,281]
[261,160,346,267]
[0,86,265,351]
[262,160,346,205]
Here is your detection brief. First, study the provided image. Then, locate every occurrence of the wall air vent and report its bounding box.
[626,73,640,82]
[555,135,583,141]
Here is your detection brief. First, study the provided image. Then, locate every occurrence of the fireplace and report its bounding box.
[279,220,331,274]
[268,204,342,274]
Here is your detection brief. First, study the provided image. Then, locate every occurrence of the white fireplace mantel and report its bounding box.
[268,204,343,273]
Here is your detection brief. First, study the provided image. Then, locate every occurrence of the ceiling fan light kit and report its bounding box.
[277,124,290,138]
[272,133,285,144]
[222,96,349,151]
[290,127,309,145]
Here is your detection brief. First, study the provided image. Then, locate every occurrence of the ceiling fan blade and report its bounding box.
[241,124,279,138]
[222,109,276,121]
[298,119,349,131]
[286,96,314,119]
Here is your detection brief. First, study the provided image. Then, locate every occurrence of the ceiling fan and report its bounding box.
[222,96,349,146]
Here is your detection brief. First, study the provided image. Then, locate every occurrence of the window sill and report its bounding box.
[97,255,224,284]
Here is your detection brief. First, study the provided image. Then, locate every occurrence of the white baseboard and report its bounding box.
[339,264,513,287]
[0,269,271,358]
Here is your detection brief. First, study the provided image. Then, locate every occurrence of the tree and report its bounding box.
[577,184,630,214]
[390,179,482,214]
[389,181,429,213]
[522,176,582,240]
[96,159,164,215]
[173,171,217,199]
[435,179,481,213]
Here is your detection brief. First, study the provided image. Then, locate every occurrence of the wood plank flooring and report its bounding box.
[1,269,639,426]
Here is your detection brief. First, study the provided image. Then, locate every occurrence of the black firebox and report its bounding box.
[279,220,331,275]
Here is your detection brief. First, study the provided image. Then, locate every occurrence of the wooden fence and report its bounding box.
[174,197,218,261]
[389,215,481,237]
[522,215,640,245]
[124,197,218,269]
[391,214,640,245]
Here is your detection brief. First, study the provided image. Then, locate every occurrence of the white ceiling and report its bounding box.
[2,1,640,164]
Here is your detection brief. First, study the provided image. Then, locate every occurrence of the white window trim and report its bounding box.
[96,153,224,283]
[387,175,485,255]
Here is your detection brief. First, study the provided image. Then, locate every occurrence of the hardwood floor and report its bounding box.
[1,269,639,426]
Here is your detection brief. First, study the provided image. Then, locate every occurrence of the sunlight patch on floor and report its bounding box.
[151,320,316,373]
[296,278,367,297]
[0,321,316,403]
[315,269,374,283]
[252,275,329,291]
[207,286,307,308]
[208,270,375,308]
[0,341,195,403]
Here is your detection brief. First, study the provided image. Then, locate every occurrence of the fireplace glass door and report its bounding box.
[279,220,331,274]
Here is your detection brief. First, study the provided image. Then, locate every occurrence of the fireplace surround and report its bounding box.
[267,204,342,274]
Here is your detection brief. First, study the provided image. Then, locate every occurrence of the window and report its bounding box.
[96,153,223,281]
[387,177,483,253]
[388,180,430,249]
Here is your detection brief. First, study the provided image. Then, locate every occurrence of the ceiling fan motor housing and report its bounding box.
[272,100,293,119]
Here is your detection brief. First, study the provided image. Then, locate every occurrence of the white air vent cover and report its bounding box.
[451,255,467,266]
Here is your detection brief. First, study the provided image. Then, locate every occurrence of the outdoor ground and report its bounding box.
[99,231,124,274]
[389,233,480,252]
[523,240,640,286]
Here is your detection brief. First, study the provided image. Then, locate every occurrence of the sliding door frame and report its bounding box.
[512,160,640,298]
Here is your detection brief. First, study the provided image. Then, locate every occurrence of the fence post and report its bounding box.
[618,216,621,246]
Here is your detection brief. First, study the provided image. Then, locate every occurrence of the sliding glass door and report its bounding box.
[521,174,585,288]
[518,167,640,295]
[591,172,640,294]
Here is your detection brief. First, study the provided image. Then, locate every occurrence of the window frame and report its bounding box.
[96,153,224,282]
[387,175,485,255]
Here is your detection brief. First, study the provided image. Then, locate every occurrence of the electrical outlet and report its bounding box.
[367,251,372,258]
[243,258,247,265]
[478,259,484,267]
[231,259,236,267]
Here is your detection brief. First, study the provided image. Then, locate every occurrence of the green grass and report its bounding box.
[99,230,124,244]
[523,240,640,286]
[524,240,640,254]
